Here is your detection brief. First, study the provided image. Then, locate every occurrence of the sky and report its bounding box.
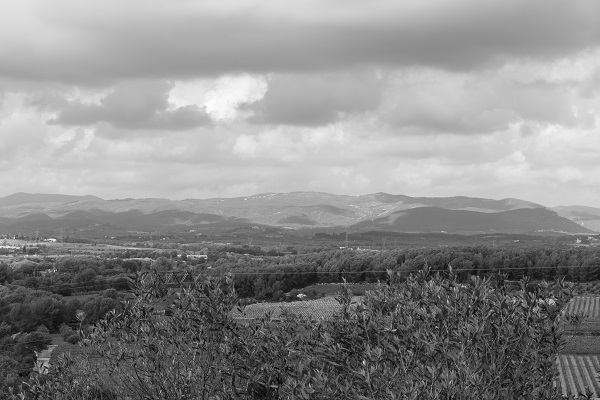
[1,0,600,207]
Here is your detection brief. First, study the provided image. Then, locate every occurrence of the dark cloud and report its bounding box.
[2,0,600,83]
[47,80,211,130]
[244,71,383,126]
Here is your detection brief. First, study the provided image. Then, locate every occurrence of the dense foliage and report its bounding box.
[0,328,51,392]
[2,245,600,300]
[9,268,584,399]
[0,285,125,394]
[216,245,600,300]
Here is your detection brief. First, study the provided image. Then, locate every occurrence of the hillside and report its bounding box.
[0,192,102,207]
[0,191,594,235]
[352,207,594,234]
[553,205,600,233]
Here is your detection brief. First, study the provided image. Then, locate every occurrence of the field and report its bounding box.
[563,336,600,354]
[557,354,600,397]
[559,296,600,398]
[233,296,362,320]
[563,296,600,318]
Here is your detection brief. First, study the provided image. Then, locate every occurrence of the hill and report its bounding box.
[352,207,594,234]
[0,192,102,207]
[0,192,594,235]
[553,205,600,233]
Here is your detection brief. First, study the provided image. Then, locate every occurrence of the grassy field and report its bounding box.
[563,336,600,354]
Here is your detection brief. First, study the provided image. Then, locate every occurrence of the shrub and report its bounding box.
[14,269,585,399]
[35,325,50,335]
[59,323,75,341]
[65,334,79,345]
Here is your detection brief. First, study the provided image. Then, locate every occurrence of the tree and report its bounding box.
[0,263,13,284]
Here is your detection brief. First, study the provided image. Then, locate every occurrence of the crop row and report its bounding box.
[563,296,600,318]
[557,354,600,398]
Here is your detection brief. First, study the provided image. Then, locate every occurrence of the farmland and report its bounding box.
[557,354,600,397]
[563,296,600,317]
[234,296,362,320]
[559,296,600,398]
[3,242,600,398]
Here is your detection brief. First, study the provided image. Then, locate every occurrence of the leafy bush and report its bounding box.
[13,269,586,399]
[65,334,79,345]
[58,323,73,341]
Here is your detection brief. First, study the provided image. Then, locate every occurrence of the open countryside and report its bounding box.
[0,192,600,398]
[3,0,600,398]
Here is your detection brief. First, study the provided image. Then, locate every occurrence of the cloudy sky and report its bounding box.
[1,0,600,207]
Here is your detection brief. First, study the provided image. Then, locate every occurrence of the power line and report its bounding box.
[139,264,600,275]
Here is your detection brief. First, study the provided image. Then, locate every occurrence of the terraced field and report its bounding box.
[559,296,600,398]
[233,296,362,320]
[557,354,600,397]
[563,296,600,318]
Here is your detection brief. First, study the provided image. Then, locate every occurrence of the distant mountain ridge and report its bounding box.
[0,192,102,207]
[353,207,592,234]
[552,205,600,233]
[0,192,595,235]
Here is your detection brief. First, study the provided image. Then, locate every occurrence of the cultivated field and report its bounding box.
[559,296,600,398]
[234,296,362,320]
[563,296,600,318]
[557,354,600,398]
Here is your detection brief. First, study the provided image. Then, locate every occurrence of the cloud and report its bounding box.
[245,71,384,126]
[2,0,600,210]
[381,68,595,134]
[383,73,516,134]
[2,0,600,83]
[46,80,211,130]
[203,74,268,121]
[231,125,346,162]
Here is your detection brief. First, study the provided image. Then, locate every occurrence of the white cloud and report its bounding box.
[169,79,213,109]
[202,74,268,121]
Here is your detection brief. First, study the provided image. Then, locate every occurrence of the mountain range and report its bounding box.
[0,192,596,235]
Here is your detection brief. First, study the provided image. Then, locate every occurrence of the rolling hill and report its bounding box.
[352,207,594,234]
[0,192,102,207]
[0,192,595,235]
[552,205,600,233]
